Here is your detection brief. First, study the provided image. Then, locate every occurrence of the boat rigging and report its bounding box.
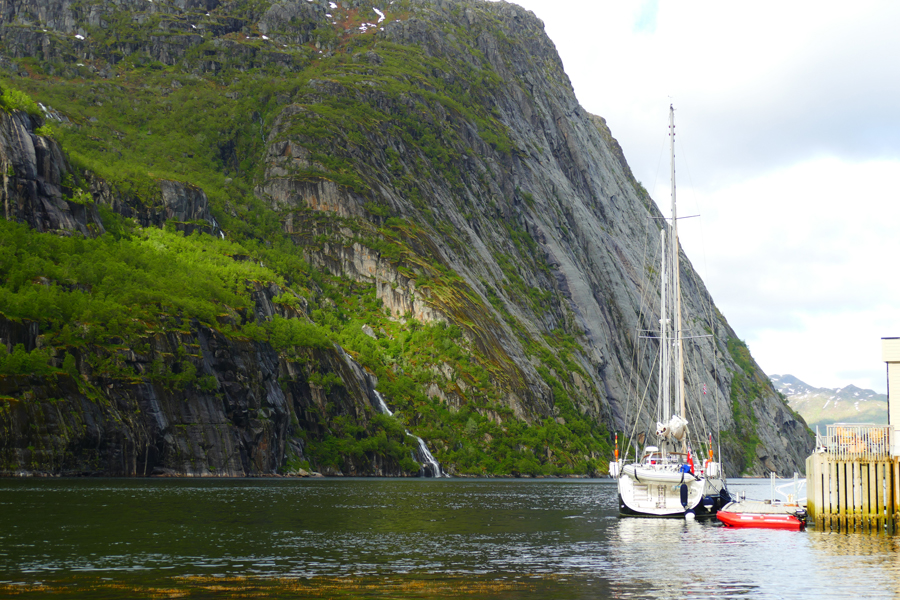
[612,105,729,519]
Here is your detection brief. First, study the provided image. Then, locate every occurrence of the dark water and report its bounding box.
[0,477,897,599]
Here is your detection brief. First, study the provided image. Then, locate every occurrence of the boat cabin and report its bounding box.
[640,446,687,465]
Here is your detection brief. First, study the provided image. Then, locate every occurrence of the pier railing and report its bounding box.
[817,424,891,459]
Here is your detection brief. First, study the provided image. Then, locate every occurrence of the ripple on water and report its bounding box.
[1,478,899,598]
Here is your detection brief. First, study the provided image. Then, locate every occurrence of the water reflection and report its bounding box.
[1,478,899,598]
[806,530,900,598]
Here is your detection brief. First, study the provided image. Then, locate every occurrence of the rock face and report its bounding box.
[0,109,101,236]
[0,110,219,237]
[0,289,413,477]
[0,0,814,476]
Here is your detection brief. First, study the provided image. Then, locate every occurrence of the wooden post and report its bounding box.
[894,458,900,530]
[821,456,828,529]
[830,459,840,531]
[872,462,880,532]
[875,461,890,533]
[846,461,853,531]
[839,460,848,531]
[829,460,836,531]
[852,462,858,530]
[849,461,857,531]
[860,461,869,532]
[869,461,876,532]
[885,460,891,532]
[826,456,832,529]
[824,459,831,530]
[816,454,831,529]
[874,462,882,532]
[805,455,815,522]
[808,454,824,527]
[855,461,862,532]
[890,460,897,534]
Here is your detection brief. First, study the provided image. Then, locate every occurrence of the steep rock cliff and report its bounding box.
[0,0,813,476]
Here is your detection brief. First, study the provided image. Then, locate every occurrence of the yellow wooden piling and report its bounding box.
[829,459,838,530]
[804,423,900,532]
[884,460,889,533]
[869,462,877,532]
[836,460,844,531]
[874,463,887,531]
[807,453,822,528]
[806,454,899,533]
[861,462,870,532]
[895,459,900,527]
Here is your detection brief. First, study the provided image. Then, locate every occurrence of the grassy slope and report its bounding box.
[788,395,887,430]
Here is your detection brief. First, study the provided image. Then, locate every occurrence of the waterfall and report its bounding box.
[414,437,444,478]
[372,391,446,478]
[336,347,446,478]
[373,390,394,417]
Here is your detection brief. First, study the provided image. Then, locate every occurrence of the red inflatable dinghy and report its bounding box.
[717,500,807,530]
[717,510,805,530]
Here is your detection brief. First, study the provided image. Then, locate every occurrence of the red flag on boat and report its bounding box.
[687,446,695,474]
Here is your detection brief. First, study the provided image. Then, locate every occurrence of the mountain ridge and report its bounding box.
[770,373,887,431]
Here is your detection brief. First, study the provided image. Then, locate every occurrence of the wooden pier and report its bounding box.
[806,424,899,532]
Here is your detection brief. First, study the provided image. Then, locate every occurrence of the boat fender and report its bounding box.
[684,510,695,521]
[679,483,688,508]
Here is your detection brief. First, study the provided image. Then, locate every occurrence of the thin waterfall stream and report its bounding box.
[336,346,446,478]
[373,390,446,477]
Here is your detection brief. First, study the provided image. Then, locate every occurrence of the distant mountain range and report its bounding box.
[770,374,887,431]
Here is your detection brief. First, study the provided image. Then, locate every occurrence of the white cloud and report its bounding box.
[675,159,899,392]
[524,1,900,184]
[750,307,895,393]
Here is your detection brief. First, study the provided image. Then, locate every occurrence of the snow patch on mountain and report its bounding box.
[770,373,887,430]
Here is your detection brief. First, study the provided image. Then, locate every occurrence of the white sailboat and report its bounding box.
[613,105,729,518]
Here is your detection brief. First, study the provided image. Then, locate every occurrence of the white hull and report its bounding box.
[617,465,726,517]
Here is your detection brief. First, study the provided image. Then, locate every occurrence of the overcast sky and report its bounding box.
[497,0,899,393]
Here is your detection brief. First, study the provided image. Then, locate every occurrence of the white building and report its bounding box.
[882,337,900,456]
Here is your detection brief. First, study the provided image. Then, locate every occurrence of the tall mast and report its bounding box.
[669,105,686,442]
[659,229,669,423]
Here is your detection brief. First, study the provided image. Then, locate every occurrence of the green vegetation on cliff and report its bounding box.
[0,54,607,474]
[724,337,792,475]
